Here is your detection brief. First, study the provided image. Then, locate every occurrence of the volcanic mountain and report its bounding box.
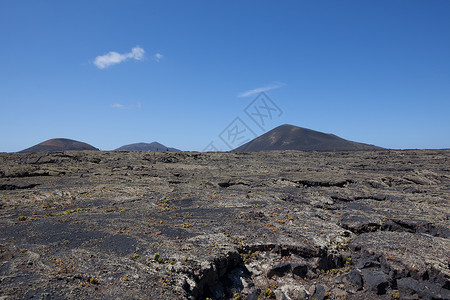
[234,124,383,152]
[115,142,181,152]
[19,138,99,153]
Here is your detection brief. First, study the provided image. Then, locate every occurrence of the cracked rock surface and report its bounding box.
[0,150,449,299]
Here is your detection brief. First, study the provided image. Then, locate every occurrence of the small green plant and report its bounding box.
[89,277,99,284]
[20,248,28,253]
[241,250,259,264]
[233,292,243,300]
[264,288,275,298]
[18,216,27,221]
[153,253,163,263]
[132,253,140,259]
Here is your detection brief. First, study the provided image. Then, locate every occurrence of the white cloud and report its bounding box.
[238,82,286,98]
[94,46,145,69]
[154,53,163,62]
[111,103,125,109]
[111,102,142,110]
[130,47,145,60]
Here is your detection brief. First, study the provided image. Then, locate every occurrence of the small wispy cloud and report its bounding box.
[111,103,126,109]
[94,46,145,69]
[238,82,286,98]
[111,102,142,110]
[154,53,163,62]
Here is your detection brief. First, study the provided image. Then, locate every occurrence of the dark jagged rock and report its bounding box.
[397,277,450,300]
[311,284,328,300]
[338,270,363,291]
[361,269,390,295]
[0,149,448,299]
[0,183,38,190]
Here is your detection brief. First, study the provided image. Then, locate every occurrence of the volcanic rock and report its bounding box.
[0,149,448,299]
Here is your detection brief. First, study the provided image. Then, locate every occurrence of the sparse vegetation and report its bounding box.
[264,288,275,298]
[1,149,448,299]
[153,253,163,263]
[89,277,99,284]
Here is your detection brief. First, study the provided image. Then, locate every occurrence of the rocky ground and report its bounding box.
[0,150,449,299]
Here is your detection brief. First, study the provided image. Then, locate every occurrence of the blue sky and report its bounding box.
[1,1,449,152]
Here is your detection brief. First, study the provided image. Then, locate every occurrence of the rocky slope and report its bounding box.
[0,150,449,299]
[234,124,383,152]
[115,142,181,152]
[19,138,99,153]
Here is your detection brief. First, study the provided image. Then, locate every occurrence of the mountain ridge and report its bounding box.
[115,142,181,152]
[234,124,383,152]
[19,138,99,153]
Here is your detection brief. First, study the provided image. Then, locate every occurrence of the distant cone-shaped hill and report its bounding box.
[19,138,99,153]
[115,142,181,152]
[234,124,383,152]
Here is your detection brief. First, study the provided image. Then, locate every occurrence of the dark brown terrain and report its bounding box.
[19,139,99,153]
[115,142,181,152]
[234,125,383,152]
[0,150,449,299]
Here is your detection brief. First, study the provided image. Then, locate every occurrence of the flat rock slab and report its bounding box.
[0,150,449,299]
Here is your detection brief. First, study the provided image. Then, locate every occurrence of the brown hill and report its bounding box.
[234,124,383,152]
[19,138,99,153]
[115,142,181,152]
